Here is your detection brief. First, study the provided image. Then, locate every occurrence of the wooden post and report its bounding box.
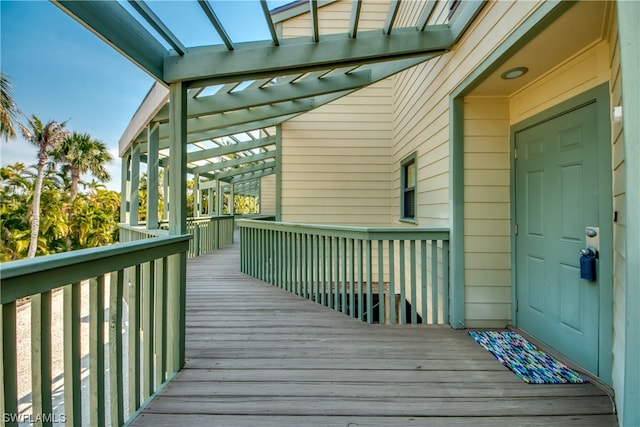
[147,123,160,229]
[168,81,188,371]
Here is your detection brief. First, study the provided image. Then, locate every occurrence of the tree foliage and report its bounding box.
[1,163,121,261]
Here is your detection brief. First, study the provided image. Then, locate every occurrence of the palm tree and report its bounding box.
[19,115,68,257]
[51,132,113,201]
[0,72,20,140]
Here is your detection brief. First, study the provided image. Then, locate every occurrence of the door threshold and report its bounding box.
[506,324,615,403]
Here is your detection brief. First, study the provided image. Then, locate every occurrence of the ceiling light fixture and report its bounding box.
[500,66,529,80]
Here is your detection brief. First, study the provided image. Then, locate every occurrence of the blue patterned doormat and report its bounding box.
[469,331,589,384]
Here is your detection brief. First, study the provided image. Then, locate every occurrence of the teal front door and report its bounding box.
[515,101,600,375]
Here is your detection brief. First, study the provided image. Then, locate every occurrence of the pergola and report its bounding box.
[53,0,485,232]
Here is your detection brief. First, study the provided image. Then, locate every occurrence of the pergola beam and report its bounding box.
[138,55,434,147]
[187,135,276,162]
[227,167,276,184]
[193,150,276,174]
[216,160,275,180]
[164,26,453,85]
[152,70,372,123]
[53,0,167,81]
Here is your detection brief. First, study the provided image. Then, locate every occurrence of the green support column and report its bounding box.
[449,97,465,329]
[194,173,200,218]
[230,183,235,216]
[120,154,129,224]
[168,81,187,371]
[130,144,141,226]
[617,1,640,425]
[163,166,169,220]
[208,189,214,216]
[147,123,160,229]
[275,125,282,221]
[217,180,223,215]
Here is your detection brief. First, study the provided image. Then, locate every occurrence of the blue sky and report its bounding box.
[1,0,293,191]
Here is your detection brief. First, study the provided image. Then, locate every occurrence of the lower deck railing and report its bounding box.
[120,215,234,258]
[0,235,190,427]
[238,220,450,325]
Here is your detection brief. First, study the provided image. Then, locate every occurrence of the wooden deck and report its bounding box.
[131,238,617,426]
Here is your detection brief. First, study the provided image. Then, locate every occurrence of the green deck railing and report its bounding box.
[238,220,450,325]
[120,215,234,259]
[160,216,234,258]
[0,235,190,427]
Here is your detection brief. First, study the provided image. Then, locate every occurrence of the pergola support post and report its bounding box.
[130,144,141,226]
[147,124,160,229]
[167,81,187,371]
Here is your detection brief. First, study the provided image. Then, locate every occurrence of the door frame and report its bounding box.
[509,83,613,383]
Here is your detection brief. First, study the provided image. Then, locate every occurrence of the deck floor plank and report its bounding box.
[131,238,617,426]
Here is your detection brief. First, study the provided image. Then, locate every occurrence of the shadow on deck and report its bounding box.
[131,239,617,426]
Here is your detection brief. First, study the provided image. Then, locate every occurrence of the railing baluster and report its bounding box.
[410,240,417,324]
[378,240,384,323]
[2,301,19,427]
[421,239,428,325]
[349,238,355,318]
[341,238,347,314]
[431,240,439,324]
[63,282,82,425]
[334,237,340,310]
[90,277,106,427]
[366,240,373,324]
[143,262,155,400]
[399,241,406,324]
[128,266,141,415]
[327,237,333,309]
[31,291,52,427]
[389,240,396,325]
[442,241,450,324]
[303,233,309,299]
[312,236,320,303]
[155,258,168,387]
[320,236,327,307]
[358,239,363,321]
[109,270,125,427]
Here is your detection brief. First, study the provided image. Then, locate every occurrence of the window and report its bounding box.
[401,153,417,221]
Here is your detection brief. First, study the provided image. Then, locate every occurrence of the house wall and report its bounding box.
[278,1,395,226]
[260,175,276,215]
[462,97,511,327]
[607,7,626,415]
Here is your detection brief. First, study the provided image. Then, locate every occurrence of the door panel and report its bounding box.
[516,102,599,374]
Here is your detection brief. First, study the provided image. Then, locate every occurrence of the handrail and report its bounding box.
[238,219,449,240]
[1,235,190,426]
[238,220,450,326]
[1,235,189,304]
